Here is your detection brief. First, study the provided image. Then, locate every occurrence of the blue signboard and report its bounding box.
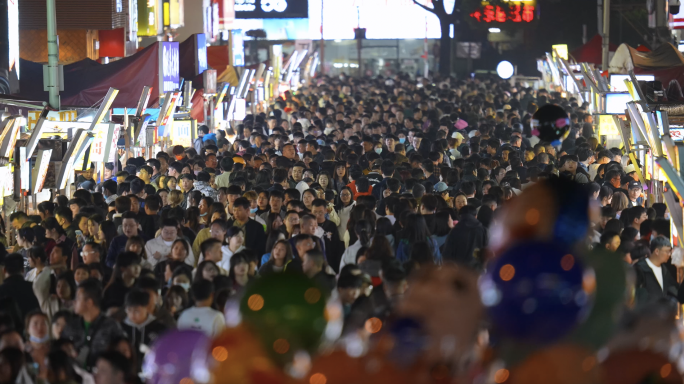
[159,41,180,93]
[197,33,208,74]
[232,29,245,66]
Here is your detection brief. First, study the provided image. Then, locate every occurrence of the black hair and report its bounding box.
[3,254,23,276]
[125,289,150,308]
[77,278,103,308]
[191,279,214,302]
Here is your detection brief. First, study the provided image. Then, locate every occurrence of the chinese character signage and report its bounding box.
[171,119,193,148]
[159,42,180,93]
[470,2,536,23]
[235,0,308,19]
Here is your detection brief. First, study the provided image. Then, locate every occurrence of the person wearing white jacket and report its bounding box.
[144,219,195,268]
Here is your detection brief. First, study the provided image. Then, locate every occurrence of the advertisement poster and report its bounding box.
[171,119,192,148]
[137,0,157,36]
[159,42,180,93]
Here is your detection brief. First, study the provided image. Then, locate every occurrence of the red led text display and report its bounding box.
[470,3,535,23]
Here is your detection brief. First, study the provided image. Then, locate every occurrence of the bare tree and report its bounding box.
[413,0,458,76]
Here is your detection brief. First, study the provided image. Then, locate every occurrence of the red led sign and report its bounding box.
[470,4,535,23]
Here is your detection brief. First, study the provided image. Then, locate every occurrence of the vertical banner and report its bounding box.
[159,42,180,94]
[196,33,208,75]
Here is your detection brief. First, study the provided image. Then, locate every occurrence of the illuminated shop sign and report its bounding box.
[235,0,308,19]
[469,1,536,23]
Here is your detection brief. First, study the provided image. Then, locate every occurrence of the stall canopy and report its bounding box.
[14,43,161,108]
[207,45,239,86]
[570,34,617,66]
[609,43,684,73]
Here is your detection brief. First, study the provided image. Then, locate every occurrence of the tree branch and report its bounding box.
[413,0,437,14]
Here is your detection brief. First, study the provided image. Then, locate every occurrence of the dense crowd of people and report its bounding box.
[0,73,675,383]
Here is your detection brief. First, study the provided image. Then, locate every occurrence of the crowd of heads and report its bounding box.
[0,74,673,382]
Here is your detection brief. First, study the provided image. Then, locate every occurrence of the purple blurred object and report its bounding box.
[142,329,211,384]
[454,119,469,130]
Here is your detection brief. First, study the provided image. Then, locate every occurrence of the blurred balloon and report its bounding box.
[480,241,593,343]
[240,273,327,366]
[488,178,590,254]
[205,324,294,384]
[566,249,629,351]
[395,265,483,370]
[531,104,570,146]
[600,349,682,384]
[506,343,600,384]
[141,329,210,384]
[302,346,415,384]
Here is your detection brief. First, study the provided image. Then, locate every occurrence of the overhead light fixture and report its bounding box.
[489,27,501,33]
[497,60,514,79]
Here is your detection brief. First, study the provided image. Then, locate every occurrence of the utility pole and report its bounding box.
[602,0,611,70]
[320,0,325,75]
[46,0,60,109]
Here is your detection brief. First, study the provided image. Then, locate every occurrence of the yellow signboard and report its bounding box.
[27,110,77,130]
[552,44,568,61]
[598,114,620,136]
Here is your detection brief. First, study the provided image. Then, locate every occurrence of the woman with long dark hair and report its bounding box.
[258,240,294,276]
[332,162,349,193]
[431,211,453,250]
[340,218,375,270]
[185,206,202,234]
[229,252,253,294]
[97,220,118,264]
[261,213,286,265]
[396,214,441,264]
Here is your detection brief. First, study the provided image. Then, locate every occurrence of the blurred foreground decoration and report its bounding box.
[566,248,632,351]
[141,177,684,384]
[480,241,593,344]
[141,329,210,384]
[488,178,590,255]
[239,273,328,367]
[531,104,571,146]
[206,324,294,384]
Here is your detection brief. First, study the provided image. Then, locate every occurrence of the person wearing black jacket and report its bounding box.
[62,278,126,370]
[0,254,39,322]
[371,160,396,205]
[120,289,168,371]
[442,205,488,270]
[227,197,267,257]
[634,236,684,307]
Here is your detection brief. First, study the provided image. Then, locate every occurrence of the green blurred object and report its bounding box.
[565,248,629,350]
[240,273,328,366]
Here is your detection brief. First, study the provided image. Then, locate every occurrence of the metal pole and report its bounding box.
[602,0,611,71]
[357,39,362,78]
[46,0,60,109]
[320,0,325,75]
[209,98,215,132]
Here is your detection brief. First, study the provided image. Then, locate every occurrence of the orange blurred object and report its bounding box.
[507,344,601,384]
[600,349,682,384]
[208,325,294,384]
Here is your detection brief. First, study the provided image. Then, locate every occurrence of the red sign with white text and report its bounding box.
[470,3,536,23]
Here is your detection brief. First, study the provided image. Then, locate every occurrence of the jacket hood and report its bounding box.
[124,314,157,329]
